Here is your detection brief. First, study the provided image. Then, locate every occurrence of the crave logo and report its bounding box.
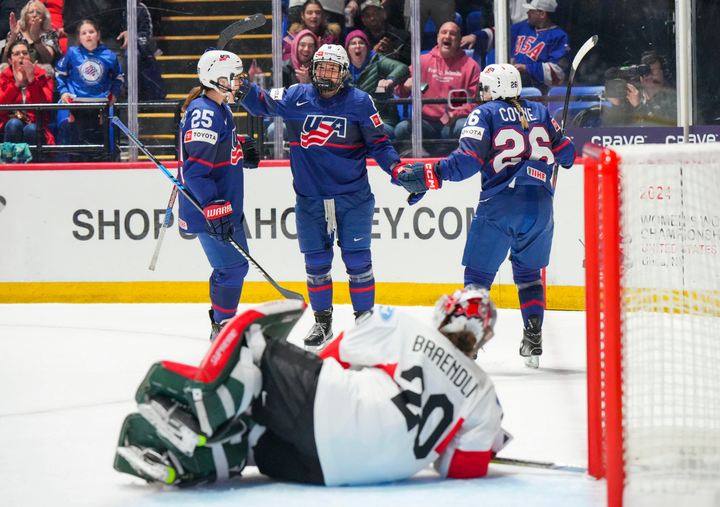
[300,116,347,148]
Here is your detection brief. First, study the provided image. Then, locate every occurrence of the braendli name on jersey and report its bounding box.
[412,335,483,398]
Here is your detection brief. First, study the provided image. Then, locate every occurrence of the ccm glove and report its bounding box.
[203,200,234,243]
[238,135,260,169]
[394,162,442,193]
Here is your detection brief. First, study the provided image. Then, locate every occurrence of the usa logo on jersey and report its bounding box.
[300,116,347,148]
[231,132,243,164]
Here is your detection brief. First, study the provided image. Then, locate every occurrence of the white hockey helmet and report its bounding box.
[311,44,349,93]
[197,49,244,101]
[479,64,522,100]
[432,288,497,357]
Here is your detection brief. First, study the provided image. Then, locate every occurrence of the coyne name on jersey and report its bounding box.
[185,128,218,145]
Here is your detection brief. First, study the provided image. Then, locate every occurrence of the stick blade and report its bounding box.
[572,35,598,71]
[218,14,267,50]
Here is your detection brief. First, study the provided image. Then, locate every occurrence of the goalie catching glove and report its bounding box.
[393,162,443,194]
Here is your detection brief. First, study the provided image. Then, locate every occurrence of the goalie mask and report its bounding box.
[433,288,497,357]
[310,44,349,93]
[197,49,244,103]
[479,64,522,101]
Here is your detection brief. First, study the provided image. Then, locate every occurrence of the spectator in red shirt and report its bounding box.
[0,40,55,145]
[394,22,480,143]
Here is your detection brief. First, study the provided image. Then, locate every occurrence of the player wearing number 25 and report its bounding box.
[178,49,260,340]
[394,64,576,369]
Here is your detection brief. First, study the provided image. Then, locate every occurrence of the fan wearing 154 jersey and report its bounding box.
[394,64,576,368]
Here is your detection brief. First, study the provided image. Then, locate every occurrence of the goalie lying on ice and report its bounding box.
[114,291,511,487]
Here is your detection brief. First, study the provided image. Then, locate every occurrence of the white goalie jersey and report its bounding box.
[316,306,505,486]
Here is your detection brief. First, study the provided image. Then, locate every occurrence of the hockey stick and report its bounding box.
[491,456,586,474]
[148,185,179,271]
[217,14,266,50]
[551,34,599,188]
[112,117,305,302]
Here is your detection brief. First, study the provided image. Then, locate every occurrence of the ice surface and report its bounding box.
[0,303,606,507]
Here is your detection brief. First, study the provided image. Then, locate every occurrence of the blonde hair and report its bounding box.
[508,97,529,131]
[19,1,52,33]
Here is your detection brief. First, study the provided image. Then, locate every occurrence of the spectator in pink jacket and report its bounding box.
[394,22,480,143]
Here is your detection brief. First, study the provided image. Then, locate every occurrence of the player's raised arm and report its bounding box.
[239,80,289,118]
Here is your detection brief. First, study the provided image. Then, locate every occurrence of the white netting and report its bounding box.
[613,144,720,503]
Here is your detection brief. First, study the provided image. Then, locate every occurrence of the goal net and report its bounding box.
[583,143,720,507]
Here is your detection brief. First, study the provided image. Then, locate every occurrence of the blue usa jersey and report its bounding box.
[241,83,401,197]
[474,21,570,87]
[437,99,575,197]
[178,96,246,233]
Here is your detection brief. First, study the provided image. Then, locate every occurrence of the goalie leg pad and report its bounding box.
[115,412,251,487]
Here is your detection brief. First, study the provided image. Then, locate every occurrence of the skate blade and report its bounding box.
[304,341,328,354]
[523,356,540,369]
[116,446,176,484]
[138,403,205,457]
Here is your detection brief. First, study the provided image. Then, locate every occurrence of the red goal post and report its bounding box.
[583,142,720,507]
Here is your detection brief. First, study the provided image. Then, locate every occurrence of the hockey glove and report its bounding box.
[238,135,260,169]
[203,200,234,243]
[407,192,425,206]
[394,162,442,194]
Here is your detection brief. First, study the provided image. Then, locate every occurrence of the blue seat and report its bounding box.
[485,48,495,66]
[547,86,609,126]
[466,10,482,35]
[520,87,542,97]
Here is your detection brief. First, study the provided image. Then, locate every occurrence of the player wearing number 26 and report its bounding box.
[394,64,576,369]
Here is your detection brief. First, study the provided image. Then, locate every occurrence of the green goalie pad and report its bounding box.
[135,300,307,437]
[114,412,251,487]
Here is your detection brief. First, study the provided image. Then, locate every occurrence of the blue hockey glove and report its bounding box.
[238,135,260,169]
[394,162,442,193]
[407,192,425,206]
[203,200,234,243]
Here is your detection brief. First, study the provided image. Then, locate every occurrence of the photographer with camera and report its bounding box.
[605,51,676,127]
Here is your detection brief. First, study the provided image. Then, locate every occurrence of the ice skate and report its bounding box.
[353,309,372,322]
[304,308,333,353]
[116,445,177,484]
[519,315,542,369]
[209,308,231,341]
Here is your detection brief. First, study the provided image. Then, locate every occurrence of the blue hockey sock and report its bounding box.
[342,249,374,312]
[463,266,495,290]
[209,264,248,322]
[517,282,545,327]
[306,251,333,312]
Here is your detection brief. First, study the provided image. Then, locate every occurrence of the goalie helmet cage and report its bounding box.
[583,142,720,507]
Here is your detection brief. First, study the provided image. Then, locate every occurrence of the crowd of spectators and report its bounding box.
[0,0,684,162]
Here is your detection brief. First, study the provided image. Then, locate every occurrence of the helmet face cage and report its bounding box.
[197,50,244,102]
[433,288,498,356]
[311,44,349,93]
[479,64,522,101]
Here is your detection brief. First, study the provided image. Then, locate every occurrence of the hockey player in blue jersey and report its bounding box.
[240,44,403,352]
[394,64,576,368]
[178,49,260,340]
